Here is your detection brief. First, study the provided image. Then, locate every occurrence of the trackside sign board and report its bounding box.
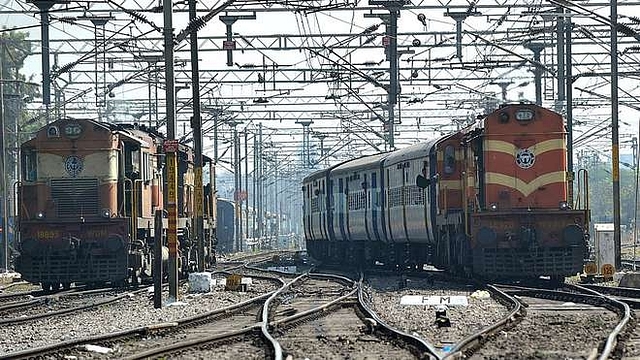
[400,295,468,306]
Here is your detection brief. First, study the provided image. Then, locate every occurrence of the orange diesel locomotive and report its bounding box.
[303,104,589,279]
[16,119,216,290]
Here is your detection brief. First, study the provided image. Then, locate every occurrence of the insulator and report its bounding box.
[54,62,77,77]
[618,23,638,38]
[57,17,77,25]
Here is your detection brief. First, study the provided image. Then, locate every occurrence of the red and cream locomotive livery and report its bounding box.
[16,119,216,290]
[303,104,589,279]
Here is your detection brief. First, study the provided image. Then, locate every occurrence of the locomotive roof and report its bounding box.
[382,137,443,165]
[331,152,388,174]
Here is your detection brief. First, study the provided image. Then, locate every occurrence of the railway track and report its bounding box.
[583,283,640,359]
[0,287,147,327]
[476,282,631,359]
[265,272,440,359]
[2,258,637,359]
[0,271,284,359]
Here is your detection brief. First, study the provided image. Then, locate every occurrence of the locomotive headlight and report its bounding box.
[559,201,569,210]
[101,208,111,218]
[36,212,45,220]
[489,203,498,212]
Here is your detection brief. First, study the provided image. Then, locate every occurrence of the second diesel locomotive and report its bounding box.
[16,118,217,290]
[303,103,590,279]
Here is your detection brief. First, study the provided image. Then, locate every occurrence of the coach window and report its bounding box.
[22,149,37,181]
[444,145,455,175]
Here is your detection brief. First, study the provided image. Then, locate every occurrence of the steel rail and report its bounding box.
[568,284,632,360]
[1,278,284,359]
[444,284,524,359]
[357,275,442,360]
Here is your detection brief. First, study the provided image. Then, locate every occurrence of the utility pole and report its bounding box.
[555,7,566,114]
[253,129,257,240]
[524,42,545,106]
[445,9,481,60]
[28,0,65,118]
[369,0,408,150]
[257,124,263,242]
[296,120,312,167]
[162,0,179,301]
[79,15,112,107]
[230,120,243,252]
[274,153,279,249]
[313,132,328,167]
[188,0,205,271]
[610,0,621,270]
[244,130,249,246]
[219,13,256,66]
[0,47,7,272]
[566,11,575,207]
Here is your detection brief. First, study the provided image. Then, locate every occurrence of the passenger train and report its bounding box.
[16,118,217,290]
[302,104,590,279]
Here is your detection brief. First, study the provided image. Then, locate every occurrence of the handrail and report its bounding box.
[14,181,22,231]
[123,178,134,238]
[575,168,589,211]
[462,170,470,237]
[577,168,589,228]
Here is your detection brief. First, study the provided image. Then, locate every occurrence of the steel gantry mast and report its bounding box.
[369,0,407,150]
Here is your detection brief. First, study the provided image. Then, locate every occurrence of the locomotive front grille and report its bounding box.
[51,178,99,217]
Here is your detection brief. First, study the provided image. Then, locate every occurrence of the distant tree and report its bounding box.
[0,29,42,206]
[0,29,41,269]
[582,159,639,227]
[1,30,42,142]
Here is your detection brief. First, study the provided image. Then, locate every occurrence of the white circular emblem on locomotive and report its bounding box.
[64,155,83,177]
[516,148,535,169]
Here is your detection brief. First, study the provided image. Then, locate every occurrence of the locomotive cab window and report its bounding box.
[142,152,151,182]
[124,144,141,179]
[444,145,455,175]
[22,149,37,181]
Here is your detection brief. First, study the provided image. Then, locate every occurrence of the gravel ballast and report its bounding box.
[0,275,278,356]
